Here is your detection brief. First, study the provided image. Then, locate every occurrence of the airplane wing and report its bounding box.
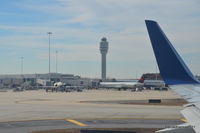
[145,20,200,133]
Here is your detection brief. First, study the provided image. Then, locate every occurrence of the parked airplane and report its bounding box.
[99,75,145,89]
[42,81,65,89]
[145,20,200,133]
[53,81,64,87]
[43,81,83,92]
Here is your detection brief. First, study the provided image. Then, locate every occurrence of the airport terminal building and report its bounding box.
[0,72,177,90]
[0,73,96,89]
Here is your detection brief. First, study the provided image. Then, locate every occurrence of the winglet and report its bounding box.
[145,20,199,85]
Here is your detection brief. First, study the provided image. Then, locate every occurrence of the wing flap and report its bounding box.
[156,123,195,133]
[181,103,200,133]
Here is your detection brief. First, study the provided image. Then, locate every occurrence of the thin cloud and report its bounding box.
[0,0,199,78]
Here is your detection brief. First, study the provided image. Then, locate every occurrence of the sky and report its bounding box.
[0,0,199,78]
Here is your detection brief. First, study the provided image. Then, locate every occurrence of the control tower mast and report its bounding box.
[99,37,108,81]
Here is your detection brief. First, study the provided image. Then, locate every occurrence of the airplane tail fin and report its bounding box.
[145,20,199,85]
[138,75,145,83]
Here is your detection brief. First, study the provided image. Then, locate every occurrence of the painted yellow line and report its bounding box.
[66,119,88,126]
[180,118,188,123]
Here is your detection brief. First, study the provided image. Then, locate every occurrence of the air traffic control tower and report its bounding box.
[99,37,108,81]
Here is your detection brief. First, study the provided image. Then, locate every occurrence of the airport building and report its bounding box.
[142,73,162,80]
[0,73,96,89]
[196,75,200,80]
[0,72,168,90]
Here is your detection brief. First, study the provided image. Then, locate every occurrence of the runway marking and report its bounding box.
[180,118,188,123]
[66,119,88,126]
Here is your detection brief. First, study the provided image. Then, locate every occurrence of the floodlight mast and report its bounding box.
[47,32,52,81]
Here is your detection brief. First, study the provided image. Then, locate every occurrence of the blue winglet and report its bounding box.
[145,20,199,85]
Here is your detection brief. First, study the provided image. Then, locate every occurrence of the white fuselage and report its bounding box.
[54,82,63,87]
[99,82,143,88]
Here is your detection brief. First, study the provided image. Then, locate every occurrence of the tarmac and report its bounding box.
[0,89,185,133]
[0,119,183,133]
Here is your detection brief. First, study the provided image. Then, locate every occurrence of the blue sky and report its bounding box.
[0,0,200,78]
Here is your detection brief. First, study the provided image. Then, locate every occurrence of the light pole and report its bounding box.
[47,32,52,81]
[20,56,24,85]
[21,56,24,75]
[56,51,58,74]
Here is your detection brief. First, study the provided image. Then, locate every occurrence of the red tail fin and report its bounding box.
[138,75,145,83]
[60,76,63,82]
